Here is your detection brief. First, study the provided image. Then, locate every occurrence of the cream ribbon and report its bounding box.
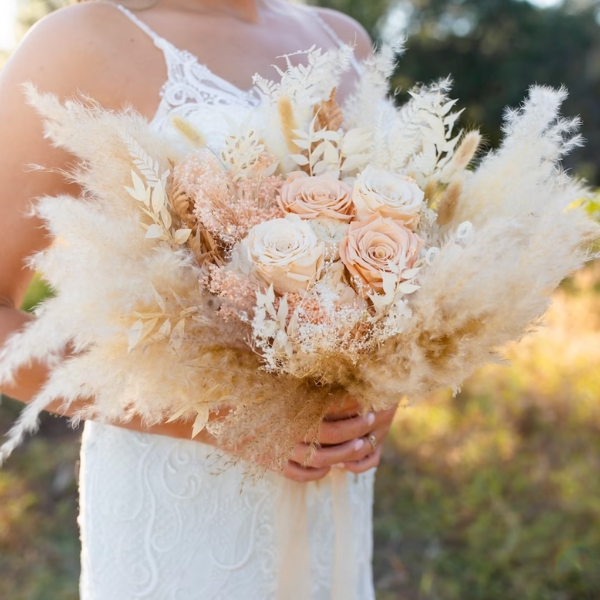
[276,469,356,600]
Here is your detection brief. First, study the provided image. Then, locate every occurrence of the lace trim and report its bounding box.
[116,4,261,123]
[115,4,361,127]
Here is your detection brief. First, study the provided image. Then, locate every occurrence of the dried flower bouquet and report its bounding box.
[1,44,598,468]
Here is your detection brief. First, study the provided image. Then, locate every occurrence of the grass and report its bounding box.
[1,264,600,598]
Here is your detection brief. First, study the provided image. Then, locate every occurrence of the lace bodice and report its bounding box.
[115,4,360,132]
[78,6,375,600]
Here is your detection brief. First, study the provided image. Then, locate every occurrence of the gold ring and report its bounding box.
[367,434,377,452]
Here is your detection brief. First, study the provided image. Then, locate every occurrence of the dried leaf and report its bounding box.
[314,88,344,132]
[124,170,150,204]
[152,185,166,214]
[145,224,164,239]
[156,318,172,338]
[126,320,144,353]
[166,406,188,423]
[140,318,159,343]
[174,228,192,244]
[160,207,172,230]
[398,282,420,295]
[150,285,166,312]
[290,154,310,166]
[402,268,421,280]
[192,406,210,438]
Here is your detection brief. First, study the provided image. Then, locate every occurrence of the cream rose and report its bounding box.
[278,172,354,221]
[352,166,424,228]
[339,214,423,294]
[241,214,325,294]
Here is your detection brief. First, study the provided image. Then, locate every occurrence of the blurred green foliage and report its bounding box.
[0,415,80,600]
[20,274,54,313]
[374,264,600,598]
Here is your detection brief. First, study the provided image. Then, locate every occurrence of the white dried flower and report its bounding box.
[425,247,441,265]
[310,217,350,259]
[455,221,474,245]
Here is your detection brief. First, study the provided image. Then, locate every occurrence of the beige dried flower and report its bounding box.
[339,214,423,294]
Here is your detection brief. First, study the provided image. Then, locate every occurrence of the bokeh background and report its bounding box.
[1,1,600,598]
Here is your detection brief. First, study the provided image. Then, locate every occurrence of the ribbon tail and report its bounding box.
[331,468,357,600]
[276,478,313,600]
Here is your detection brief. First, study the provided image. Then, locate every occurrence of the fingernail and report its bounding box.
[367,413,376,426]
[353,439,365,451]
[332,463,346,469]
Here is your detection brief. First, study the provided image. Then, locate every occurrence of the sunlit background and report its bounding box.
[0,1,599,599]
[0,0,18,50]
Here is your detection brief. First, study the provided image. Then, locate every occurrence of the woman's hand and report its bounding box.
[281,401,397,482]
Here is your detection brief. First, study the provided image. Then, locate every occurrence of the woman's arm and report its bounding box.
[0,3,201,433]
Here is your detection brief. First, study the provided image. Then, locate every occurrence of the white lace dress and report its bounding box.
[78,7,376,600]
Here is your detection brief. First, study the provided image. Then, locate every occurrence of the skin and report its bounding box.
[0,0,397,482]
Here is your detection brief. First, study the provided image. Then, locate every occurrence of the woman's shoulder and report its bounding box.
[311,6,372,60]
[1,2,155,112]
[8,2,129,70]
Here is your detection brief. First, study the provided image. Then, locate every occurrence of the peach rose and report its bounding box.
[339,214,423,294]
[241,214,325,294]
[278,172,354,221]
[352,166,424,229]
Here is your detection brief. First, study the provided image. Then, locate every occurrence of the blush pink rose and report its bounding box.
[278,172,354,221]
[338,214,423,294]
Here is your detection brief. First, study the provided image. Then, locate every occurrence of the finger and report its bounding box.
[291,438,373,469]
[282,461,331,483]
[343,446,383,474]
[317,413,376,445]
[361,424,392,453]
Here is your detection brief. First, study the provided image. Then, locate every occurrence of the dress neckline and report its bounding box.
[114,3,361,101]
[115,4,260,100]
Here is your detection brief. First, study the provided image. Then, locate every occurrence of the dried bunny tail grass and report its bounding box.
[436,176,464,226]
[277,96,300,153]
[170,116,207,148]
[440,130,482,182]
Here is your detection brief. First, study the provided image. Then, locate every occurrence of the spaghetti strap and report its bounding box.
[115,4,165,47]
[309,8,362,75]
